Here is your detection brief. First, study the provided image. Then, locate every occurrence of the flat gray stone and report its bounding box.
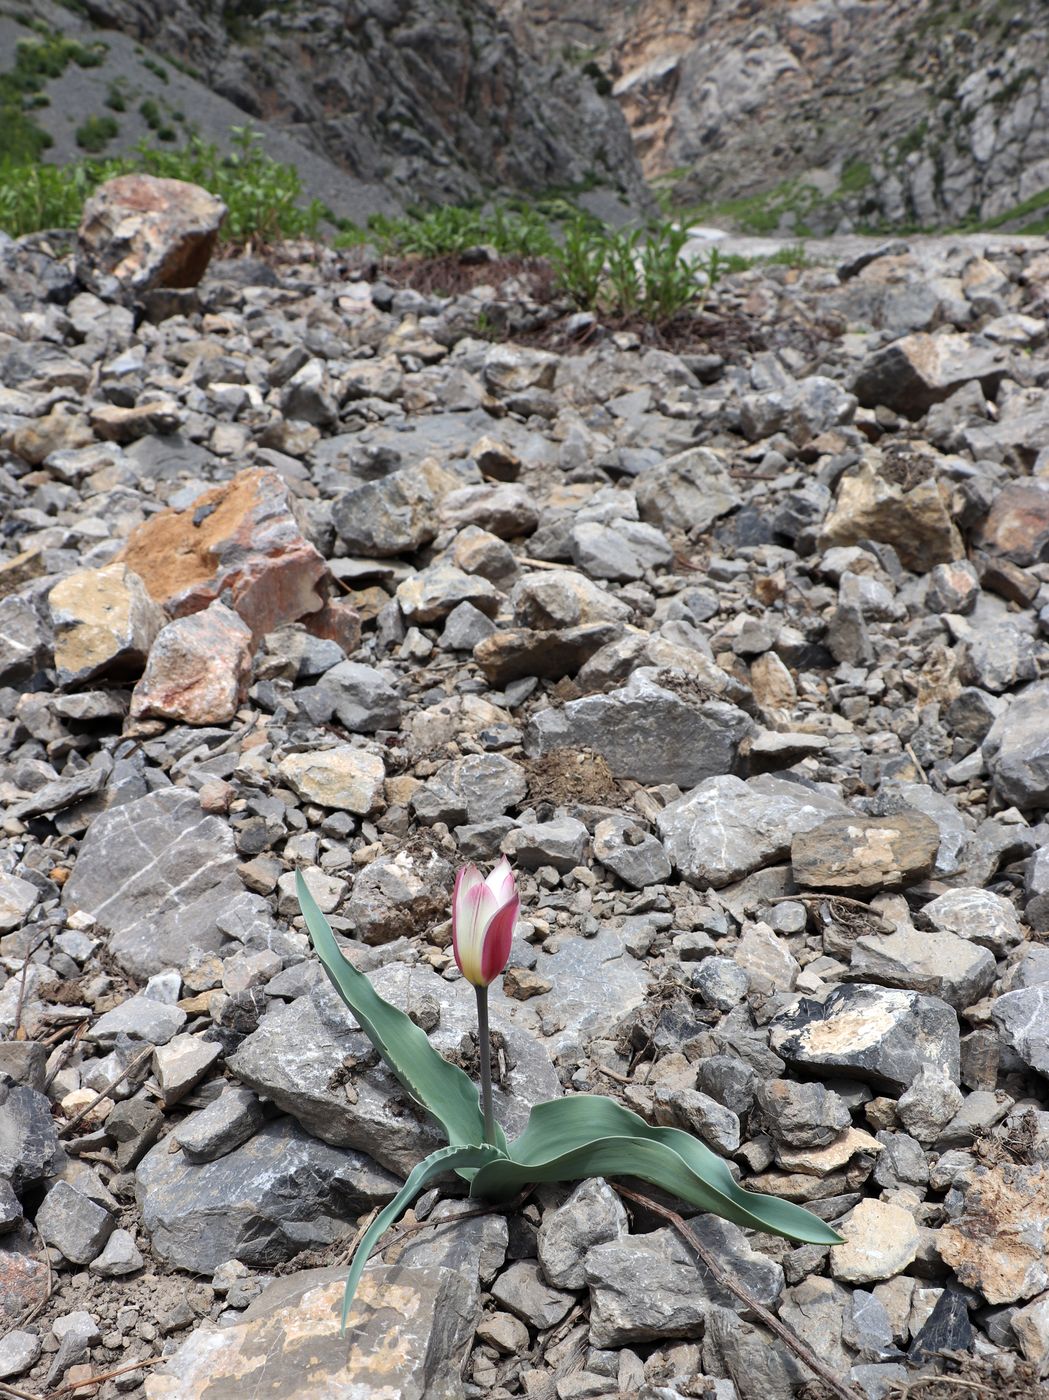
[984,681,1049,810]
[229,965,560,1176]
[137,1116,400,1273]
[524,669,754,788]
[992,986,1049,1076]
[63,787,240,979]
[36,1180,115,1266]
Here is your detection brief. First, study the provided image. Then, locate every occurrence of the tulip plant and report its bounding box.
[296,860,841,1331]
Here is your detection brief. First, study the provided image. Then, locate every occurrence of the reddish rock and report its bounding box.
[130,603,253,726]
[977,480,1049,566]
[119,468,331,641]
[302,598,362,655]
[77,175,226,296]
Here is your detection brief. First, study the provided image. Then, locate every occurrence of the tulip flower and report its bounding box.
[452,857,519,988]
[452,857,519,1146]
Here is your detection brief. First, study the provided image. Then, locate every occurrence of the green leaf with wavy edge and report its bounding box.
[341,1142,506,1332]
[471,1096,842,1246]
[296,871,507,1155]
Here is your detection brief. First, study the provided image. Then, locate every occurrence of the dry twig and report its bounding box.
[57,1044,154,1137]
[612,1184,864,1400]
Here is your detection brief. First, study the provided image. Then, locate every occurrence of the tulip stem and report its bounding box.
[475,985,497,1147]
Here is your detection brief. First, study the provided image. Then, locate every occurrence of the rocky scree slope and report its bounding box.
[501,0,1049,235]
[3,0,648,222]
[2,213,1049,1399]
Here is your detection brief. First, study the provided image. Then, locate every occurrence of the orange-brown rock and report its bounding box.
[130,603,254,727]
[939,1164,1049,1304]
[977,480,1049,566]
[119,468,331,641]
[77,175,226,296]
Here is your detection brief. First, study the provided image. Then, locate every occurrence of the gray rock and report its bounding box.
[175,1086,268,1164]
[525,669,753,788]
[106,1097,164,1170]
[703,1304,803,1400]
[850,924,997,1009]
[503,817,589,872]
[657,774,846,888]
[992,986,1049,1076]
[89,1227,143,1277]
[690,957,750,1012]
[345,846,455,944]
[586,1219,783,1348]
[36,1180,115,1266]
[0,873,39,934]
[0,1082,60,1196]
[538,1178,629,1289]
[983,681,1049,810]
[62,787,240,979]
[491,1260,576,1329]
[652,1086,741,1154]
[962,620,1040,694]
[511,570,631,630]
[143,1262,478,1399]
[0,1179,23,1234]
[396,563,501,624]
[314,660,402,732]
[594,817,672,888]
[0,595,51,683]
[853,331,1011,417]
[411,753,527,827]
[88,994,187,1048]
[0,1330,41,1381]
[770,984,960,1092]
[922,887,1022,953]
[331,467,438,556]
[844,1288,902,1363]
[754,1079,852,1149]
[152,1034,223,1105]
[440,600,497,650]
[137,1116,399,1273]
[634,447,740,533]
[229,968,560,1176]
[896,1067,964,1145]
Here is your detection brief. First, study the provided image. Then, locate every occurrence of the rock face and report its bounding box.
[77,174,226,295]
[119,468,332,640]
[62,788,240,978]
[145,1264,480,1400]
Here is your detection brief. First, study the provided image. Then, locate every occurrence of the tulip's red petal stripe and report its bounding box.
[480,895,519,986]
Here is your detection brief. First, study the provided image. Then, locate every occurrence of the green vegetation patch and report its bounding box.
[75,114,119,153]
[0,28,108,162]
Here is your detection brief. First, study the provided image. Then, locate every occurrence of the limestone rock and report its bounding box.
[62,788,240,979]
[791,812,941,893]
[145,1264,480,1400]
[992,986,1049,1076]
[77,174,226,295]
[850,925,997,1009]
[830,1199,920,1284]
[770,983,960,1092]
[524,669,753,788]
[657,774,846,888]
[819,458,962,573]
[473,623,622,685]
[120,468,331,640]
[49,563,164,686]
[130,602,253,726]
[983,681,1049,810]
[396,563,501,624]
[634,447,740,533]
[853,332,1011,418]
[345,846,454,943]
[977,480,1049,566]
[277,746,385,814]
[939,1165,1049,1304]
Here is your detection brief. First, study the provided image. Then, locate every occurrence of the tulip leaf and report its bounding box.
[296,872,507,1155]
[470,1096,842,1246]
[341,1142,506,1332]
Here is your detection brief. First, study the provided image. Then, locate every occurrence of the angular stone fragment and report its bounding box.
[634,446,740,533]
[411,753,527,827]
[152,1034,223,1106]
[0,874,39,935]
[770,984,960,1093]
[0,595,51,684]
[63,788,240,979]
[49,563,165,686]
[983,681,1049,810]
[35,1181,115,1267]
[345,846,454,944]
[0,1083,60,1196]
[657,775,846,888]
[992,986,1049,1076]
[977,479,1049,566]
[853,331,1011,417]
[474,623,622,685]
[441,483,539,538]
[791,812,940,893]
[277,746,385,814]
[331,469,438,556]
[120,468,330,639]
[939,1165,1049,1304]
[830,1199,920,1284]
[175,1086,267,1164]
[137,1117,398,1273]
[130,602,253,726]
[922,887,1022,953]
[77,174,226,294]
[145,1264,479,1400]
[593,817,672,888]
[819,459,962,572]
[525,669,753,788]
[537,1179,628,1289]
[851,925,997,1009]
[396,563,501,624]
[511,570,631,629]
[88,995,187,1048]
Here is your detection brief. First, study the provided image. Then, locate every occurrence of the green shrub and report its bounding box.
[75,114,119,153]
[105,82,127,112]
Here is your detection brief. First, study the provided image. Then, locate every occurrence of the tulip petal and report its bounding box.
[455,879,498,985]
[484,856,517,905]
[479,894,518,986]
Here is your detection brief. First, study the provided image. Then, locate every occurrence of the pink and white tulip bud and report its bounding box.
[452,858,519,988]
